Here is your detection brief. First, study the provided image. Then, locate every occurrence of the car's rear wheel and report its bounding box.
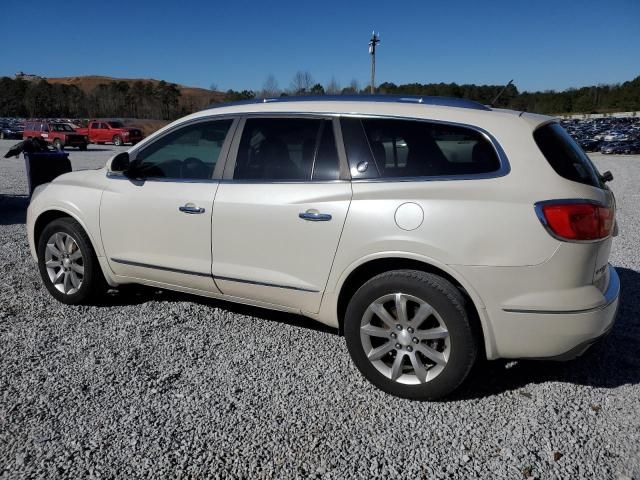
[37,218,107,304]
[53,138,64,151]
[344,270,477,400]
[113,135,123,146]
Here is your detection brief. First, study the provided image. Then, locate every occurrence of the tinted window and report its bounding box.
[360,118,501,178]
[234,118,326,181]
[90,123,99,129]
[108,121,124,128]
[135,120,232,180]
[340,118,380,179]
[312,121,340,180]
[533,123,602,188]
[42,124,49,132]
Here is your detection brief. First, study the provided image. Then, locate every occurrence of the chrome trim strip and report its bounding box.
[110,258,211,277]
[109,258,319,293]
[213,275,319,293]
[533,198,613,244]
[503,265,619,315]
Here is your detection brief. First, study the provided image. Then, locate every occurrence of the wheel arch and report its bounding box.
[334,253,496,359]
[34,208,102,259]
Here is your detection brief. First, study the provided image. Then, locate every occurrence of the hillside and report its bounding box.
[45,75,225,110]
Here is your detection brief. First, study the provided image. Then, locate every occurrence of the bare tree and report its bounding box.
[325,76,341,95]
[260,74,280,98]
[341,78,361,95]
[290,71,314,95]
[209,82,219,92]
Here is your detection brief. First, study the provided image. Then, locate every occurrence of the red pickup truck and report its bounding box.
[76,120,144,146]
[23,121,88,150]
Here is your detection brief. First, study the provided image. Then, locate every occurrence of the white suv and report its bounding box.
[26,96,620,399]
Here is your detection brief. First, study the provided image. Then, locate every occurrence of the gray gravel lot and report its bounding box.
[0,139,639,479]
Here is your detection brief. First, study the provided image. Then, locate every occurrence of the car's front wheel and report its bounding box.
[37,217,107,304]
[113,135,123,146]
[344,270,478,400]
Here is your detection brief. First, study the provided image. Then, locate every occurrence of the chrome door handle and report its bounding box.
[299,210,332,222]
[179,204,205,214]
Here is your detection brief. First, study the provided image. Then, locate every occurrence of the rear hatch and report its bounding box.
[533,122,616,294]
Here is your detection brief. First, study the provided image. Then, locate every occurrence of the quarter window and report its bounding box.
[233,118,339,181]
[346,118,501,178]
[135,120,232,180]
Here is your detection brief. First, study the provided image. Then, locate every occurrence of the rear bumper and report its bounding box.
[492,265,620,359]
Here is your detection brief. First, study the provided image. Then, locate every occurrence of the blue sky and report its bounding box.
[1,0,638,93]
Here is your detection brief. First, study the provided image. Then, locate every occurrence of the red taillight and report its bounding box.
[538,202,613,241]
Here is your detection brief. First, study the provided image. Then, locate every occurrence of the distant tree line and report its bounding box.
[224,72,640,114]
[1,73,639,119]
[0,77,182,120]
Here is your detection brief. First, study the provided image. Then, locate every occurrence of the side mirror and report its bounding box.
[110,152,130,172]
[601,170,614,183]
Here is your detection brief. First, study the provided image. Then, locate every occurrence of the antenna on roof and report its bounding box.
[490,79,514,107]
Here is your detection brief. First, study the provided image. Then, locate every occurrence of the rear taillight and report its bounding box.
[536,201,614,241]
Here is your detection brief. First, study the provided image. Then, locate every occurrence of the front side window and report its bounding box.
[233,118,339,181]
[108,121,124,128]
[134,119,232,180]
[358,118,501,178]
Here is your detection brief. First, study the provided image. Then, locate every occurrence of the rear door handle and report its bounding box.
[179,204,205,214]
[299,210,332,222]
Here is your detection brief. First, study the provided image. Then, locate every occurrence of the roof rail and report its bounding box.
[205,95,491,111]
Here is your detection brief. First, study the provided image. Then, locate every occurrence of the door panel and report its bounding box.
[211,116,351,313]
[99,118,236,292]
[101,179,219,292]
[211,182,351,312]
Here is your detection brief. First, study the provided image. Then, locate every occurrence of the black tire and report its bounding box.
[113,135,123,146]
[53,138,64,151]
[37,217,107,305]
[79,143,87,151]
[344,270,478,400]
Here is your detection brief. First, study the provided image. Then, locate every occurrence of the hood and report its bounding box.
[52,168,106,189]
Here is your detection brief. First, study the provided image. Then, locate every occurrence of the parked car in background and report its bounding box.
[622,141,640,154]
[23,120,88,150]
[27,96,619,400]
[0,121,24,139]
[76,120,143,146]
[603,132,629,142]
[579,139,601,152]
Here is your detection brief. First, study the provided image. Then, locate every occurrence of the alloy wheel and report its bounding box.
[360,293,450,385]
[44,232,84,295]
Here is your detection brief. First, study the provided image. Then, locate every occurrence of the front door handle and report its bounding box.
[299,210,332,222]
[179,204,205,214]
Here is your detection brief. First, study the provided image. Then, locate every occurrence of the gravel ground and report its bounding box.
[0,139,639,479]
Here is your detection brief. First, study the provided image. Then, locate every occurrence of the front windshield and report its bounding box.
[108,121,124,128]
[51,124,74,132]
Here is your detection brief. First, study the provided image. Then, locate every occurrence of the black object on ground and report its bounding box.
[23,150,71,196]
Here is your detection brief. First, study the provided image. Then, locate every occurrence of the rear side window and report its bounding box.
[347,118,501,178]
[533,123,602,188]
[234,118,339,181]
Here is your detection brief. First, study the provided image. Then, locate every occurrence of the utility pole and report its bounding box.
[368,31,380,94]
